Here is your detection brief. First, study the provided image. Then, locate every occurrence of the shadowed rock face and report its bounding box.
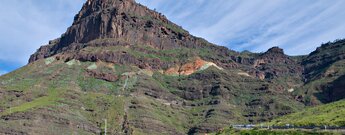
[303,40,345,81]
[254,47,303,79]
[299,40,345,105]
[317,75,345,103]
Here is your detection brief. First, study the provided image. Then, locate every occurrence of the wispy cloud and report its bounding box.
[137,0,345,55]
[1,0,345,73]
[0,0,84,65]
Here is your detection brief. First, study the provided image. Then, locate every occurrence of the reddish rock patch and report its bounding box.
[165,58,219,76]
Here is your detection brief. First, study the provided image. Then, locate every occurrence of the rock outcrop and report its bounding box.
[29,0,229,65]
[165,57,223,76]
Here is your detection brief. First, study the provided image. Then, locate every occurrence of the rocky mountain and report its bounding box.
[298,40,345,105]
[29,0,237,70]
[0,0,344,134]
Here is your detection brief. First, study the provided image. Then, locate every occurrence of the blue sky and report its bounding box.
[1,0,345,75]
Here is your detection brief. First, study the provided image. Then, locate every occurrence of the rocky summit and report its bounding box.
[1,0,345,134]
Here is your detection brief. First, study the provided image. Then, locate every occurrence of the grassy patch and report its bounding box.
[77,75,120,93]
[268,100,345,126]
[80,93,126,133]
[1,88,62,116]
[127,96,189,133]
[213,127,339,135]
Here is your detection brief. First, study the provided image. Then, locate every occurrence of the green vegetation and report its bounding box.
[80,93,126,133]
[213,127,339,135]
[127,96,189,134]
[4,0,345,133]
[1,39,345,134]
[0,88,61,116]
[268,100,345,126]
[0,59,131,134]
[77,75,120,93]
[294,60,345,104]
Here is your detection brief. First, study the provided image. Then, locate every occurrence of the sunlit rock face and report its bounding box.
[165,57,223,76]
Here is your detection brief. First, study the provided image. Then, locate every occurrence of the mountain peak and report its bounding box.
[4,1,345,134]
[29,0,198,63]
[29,0,235,72]
[265,46,285,55]
[75,0,136,22]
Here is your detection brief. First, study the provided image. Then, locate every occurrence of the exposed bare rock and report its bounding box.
[87,70,118,82]
[29,0,223,64]
[251,47,303,80]
[165,57,223,76]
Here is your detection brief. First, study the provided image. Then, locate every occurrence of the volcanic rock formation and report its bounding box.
[0,0,344,134]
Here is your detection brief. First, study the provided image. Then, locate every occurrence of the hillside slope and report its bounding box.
[268,99,345,126]
[294,40,345,105]
[0,0,345,134]
[0,56,304,134]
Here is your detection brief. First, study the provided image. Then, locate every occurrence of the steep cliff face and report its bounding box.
[303,40,345,82]
[297,40,345,105]
[29,0,243,78]
[59,0,187,49]
[29,0,235,66]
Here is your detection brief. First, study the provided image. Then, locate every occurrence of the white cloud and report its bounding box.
[137,0,345,55]
[1,0,345,72]
[0,0,84,65]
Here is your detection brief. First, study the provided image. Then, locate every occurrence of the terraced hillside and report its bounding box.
[0,55,304,134]
[0,0,345,134]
